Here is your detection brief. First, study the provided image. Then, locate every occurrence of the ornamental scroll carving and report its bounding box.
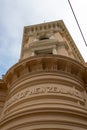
[5,85,83,109]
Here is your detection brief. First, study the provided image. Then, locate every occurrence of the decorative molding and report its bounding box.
[21,20,84,63]
[24,21,62,36]
[5,55,86,86]
[3,85,84,116]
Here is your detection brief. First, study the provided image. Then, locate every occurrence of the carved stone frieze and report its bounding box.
[4,84,84,110]
[5,55,86,86]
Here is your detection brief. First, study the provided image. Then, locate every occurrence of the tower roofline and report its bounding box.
[21,20,84,63]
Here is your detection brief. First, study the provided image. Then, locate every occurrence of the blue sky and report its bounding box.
[0,0,87,78]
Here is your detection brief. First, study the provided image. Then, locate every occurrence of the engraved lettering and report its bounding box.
[5,86,83,110]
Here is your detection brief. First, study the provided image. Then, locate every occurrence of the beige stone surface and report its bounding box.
[20,20,84,63]
[0,20,87,130]
[0,79,7,117]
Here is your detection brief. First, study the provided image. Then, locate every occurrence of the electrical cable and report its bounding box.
[68,0,87,46]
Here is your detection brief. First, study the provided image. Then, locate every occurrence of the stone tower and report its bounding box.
[0,20,87,130]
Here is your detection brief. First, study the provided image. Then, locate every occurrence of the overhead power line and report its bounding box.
[68,0,87,46]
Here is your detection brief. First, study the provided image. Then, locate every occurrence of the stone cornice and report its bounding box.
[59,21,84,63]
[5,55,87,86]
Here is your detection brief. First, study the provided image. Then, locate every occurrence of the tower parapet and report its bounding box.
[20,20,84,63]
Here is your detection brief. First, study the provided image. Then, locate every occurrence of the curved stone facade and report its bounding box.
[0,20,87,130]
[0,80,7,117]
[0,55,87,130]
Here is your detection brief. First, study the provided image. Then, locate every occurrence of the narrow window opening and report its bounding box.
[39,35,49,40]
